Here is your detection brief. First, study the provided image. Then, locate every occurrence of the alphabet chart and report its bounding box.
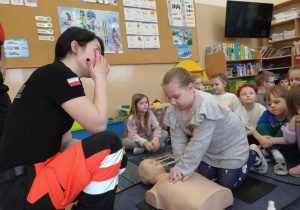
[124,0,160,49]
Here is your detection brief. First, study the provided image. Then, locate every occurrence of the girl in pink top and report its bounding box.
[283,84,300,177]
[124,94,169,155]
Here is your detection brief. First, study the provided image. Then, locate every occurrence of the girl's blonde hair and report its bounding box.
[254,71,275,87]
[124,94,150,137]
[161,67,192,87]
[191,74,202,84]
[286,83,300,119]
[210,73,231,92]
[288,65,300,75]
[263,85,289,103]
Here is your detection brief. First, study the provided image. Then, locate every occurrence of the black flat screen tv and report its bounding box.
[225,0,273,38]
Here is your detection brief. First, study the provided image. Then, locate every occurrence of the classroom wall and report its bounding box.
[4,0,287,118]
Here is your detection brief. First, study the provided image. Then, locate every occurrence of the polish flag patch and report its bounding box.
[67,77,81,87]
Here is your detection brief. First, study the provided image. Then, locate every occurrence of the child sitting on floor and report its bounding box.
[192,74,205,91]
[277,75,290,90]
[254,71,275,109]
[253,86,300,175]
[283,84,300,177]
[289,65,300,87]
[235,84,266,145]
[124,93,168,155]
[210,73,240,112]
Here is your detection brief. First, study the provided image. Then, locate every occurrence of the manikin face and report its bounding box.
[239,86,257,105]
[266,94,287,117]
[210,77,226,95]
[138,159,166,185]
[279,79,289,88]
[264,76,275,90]
[194,78,204,91]
[163,78,194,111]
[136,97,149,114]
[289,70,300,87]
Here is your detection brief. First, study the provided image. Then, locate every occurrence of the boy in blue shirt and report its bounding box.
[253,86,300,175]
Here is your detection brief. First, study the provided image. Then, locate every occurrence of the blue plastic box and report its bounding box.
[71,119,126,140]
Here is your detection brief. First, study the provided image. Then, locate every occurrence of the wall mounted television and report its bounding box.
[225,0,273,38]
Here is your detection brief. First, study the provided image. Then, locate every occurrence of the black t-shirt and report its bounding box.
[0,61,85,172]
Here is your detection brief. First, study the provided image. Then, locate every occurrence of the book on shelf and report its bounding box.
[226,62,260,78]
[260,46,292,58]
[206,43,254,60]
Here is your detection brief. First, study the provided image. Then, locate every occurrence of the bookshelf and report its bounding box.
[261,48,295,78]
[205,51,262,80]
[205,49,295,81]
[263,1,300,45]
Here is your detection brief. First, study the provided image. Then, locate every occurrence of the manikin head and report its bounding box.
[138,159,166,185]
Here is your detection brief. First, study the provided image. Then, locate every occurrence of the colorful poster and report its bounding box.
[25,0,37,7]
[57,7,123,53]
[4,39,29,58]
[172,28,192,46]
[77,0,117,5]
[178,46,191,59]
[166,0,195,27]
[10,0,23,5]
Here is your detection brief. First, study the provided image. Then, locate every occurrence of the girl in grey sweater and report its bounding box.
[162,67,267,190]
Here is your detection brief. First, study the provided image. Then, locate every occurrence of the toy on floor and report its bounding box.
[138,159,233,210]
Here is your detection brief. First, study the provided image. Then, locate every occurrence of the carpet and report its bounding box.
[114,173,300,210]
[232,176,276,204]
[251,158,300,185]
[119,144,174,190]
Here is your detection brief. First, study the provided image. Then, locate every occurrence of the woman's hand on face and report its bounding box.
[87,49,110,81]
[168,167,183,184]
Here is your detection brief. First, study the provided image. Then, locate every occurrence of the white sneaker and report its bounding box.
[133,147,145,155]
[160,142,165,148]
[250,144,268,174]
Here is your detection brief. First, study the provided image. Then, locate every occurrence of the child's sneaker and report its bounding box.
[160,142,165,148]
[289,164,300,177]
[133,147,145,155]
[274,158,288,175]
[261,149,274,162]
[250,144,268,174]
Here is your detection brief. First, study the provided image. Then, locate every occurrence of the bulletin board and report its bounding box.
[0,0,199,68]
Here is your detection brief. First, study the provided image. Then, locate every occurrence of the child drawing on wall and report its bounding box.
[79,10,87,29]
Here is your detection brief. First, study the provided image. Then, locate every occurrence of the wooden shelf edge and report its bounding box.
[228,75,255,79]
[262,66,292,71]
[267,36,300,44]
[274,0,300,10]
[226,58,261,62]
[262,55,292,60]
[271,17,300,27]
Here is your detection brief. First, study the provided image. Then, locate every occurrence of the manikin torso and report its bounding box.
[145,172,233,210]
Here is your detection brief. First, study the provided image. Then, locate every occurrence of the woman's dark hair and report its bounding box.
[55,27,104,61]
